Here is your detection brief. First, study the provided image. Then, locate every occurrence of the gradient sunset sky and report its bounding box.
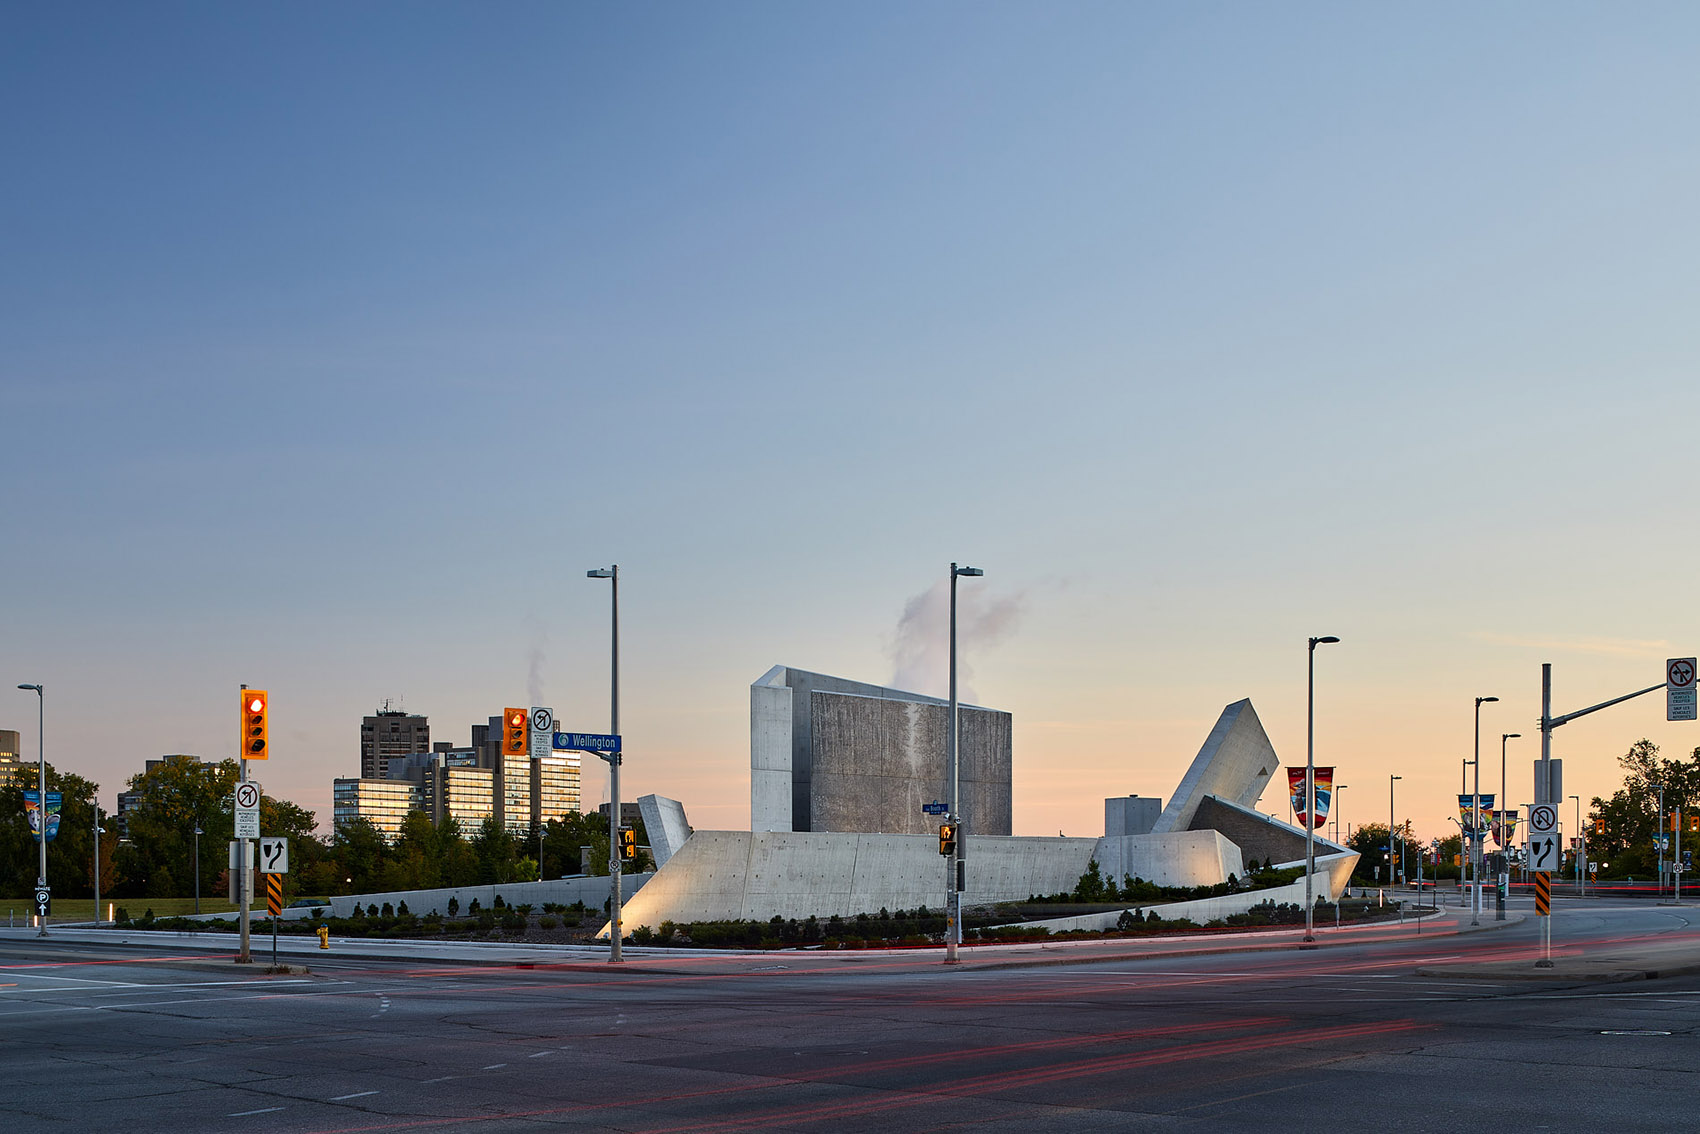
[6,4,1700,844]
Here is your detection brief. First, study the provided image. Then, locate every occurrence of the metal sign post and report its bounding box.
[557,731,624,962]
[1529,802,1559,966]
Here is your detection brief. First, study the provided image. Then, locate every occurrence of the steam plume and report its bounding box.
[888,577,1024,702]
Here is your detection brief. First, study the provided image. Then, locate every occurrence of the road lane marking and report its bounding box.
[228,1107,285,1117]
[482,1063,507,1070]
[329,1091,379,1101]
[528,1050,553,1058]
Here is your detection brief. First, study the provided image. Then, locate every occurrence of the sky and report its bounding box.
[5,3,1700,845]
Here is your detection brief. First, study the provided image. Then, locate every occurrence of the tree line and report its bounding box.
[1,755,648,900]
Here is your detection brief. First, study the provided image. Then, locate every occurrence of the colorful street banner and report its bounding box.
[1287,766,1333,829]
[23,791,62,843]
[1457,794,1495,836]
[1492,809,1519,848]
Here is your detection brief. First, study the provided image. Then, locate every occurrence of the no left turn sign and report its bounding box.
[1670,657,1697,722]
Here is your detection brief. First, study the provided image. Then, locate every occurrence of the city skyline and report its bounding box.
[6,5,1700,844]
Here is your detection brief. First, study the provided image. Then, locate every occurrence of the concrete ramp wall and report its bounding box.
[611,829,1248,932]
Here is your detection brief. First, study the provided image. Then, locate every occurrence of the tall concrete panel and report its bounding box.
[638,793,692,868]
[748,665,1013,837]
[750,667,794,832]
[1152,699,1280,833]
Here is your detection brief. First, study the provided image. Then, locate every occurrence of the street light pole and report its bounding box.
[1333,785,1347,849]
[92,805,103,926]
[1304,636,1340,944]
[1389,775,1401,890]
[18,684,46,937]
[194,824,203,915]
[946,563,983,964]
[587,565,622,963]
[1472,696,1499,926]
[1569,794,1581,897]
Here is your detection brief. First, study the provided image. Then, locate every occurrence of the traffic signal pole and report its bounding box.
[238,684,252,964]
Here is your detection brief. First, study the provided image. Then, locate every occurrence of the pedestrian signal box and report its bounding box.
[939,823,957,856]
[618,827,637,862]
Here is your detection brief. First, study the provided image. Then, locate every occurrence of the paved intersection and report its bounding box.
[1,898,1696,1132]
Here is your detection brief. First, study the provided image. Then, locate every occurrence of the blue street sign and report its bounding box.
[554,732,621,753]
[922,801,948,815]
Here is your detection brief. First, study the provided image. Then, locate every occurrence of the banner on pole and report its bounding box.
[1287,767,1333,829]
[23,791,62,843]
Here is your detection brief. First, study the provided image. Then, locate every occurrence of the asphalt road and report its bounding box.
[2,898,1697,1132]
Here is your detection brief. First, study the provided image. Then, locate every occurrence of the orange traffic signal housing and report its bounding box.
[242,689,269,759]
[619,827,637,862]
[502,708,528,757]
[939,823,957,856]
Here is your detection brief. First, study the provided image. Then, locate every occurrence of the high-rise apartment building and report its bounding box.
[0,729,25,788]
[360,706,429,780]
[332,710,582,840]
[332,777,421,840]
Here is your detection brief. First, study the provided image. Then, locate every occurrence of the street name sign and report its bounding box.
[1669,657,1697,722]
[259,837,289,874]
[554,732,621,752]
[234,782,261,839]
[922,801,949,815]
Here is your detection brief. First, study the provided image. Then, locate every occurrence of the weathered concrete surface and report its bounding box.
[638,794,692,868]
[610,828,1260,931]
[1152,700,1280,833]
[809,690,1012,836]
[1090,829,1242,889]
[612,831,1096,930]
[750,668,794,831]
[1105,795,1162,837]
[748,665,1013,836]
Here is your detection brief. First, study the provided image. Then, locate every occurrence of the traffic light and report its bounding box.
[1595,818,1605,835]
[241,690,268,759]
[619,827,637,862]
[939,823,957,856]
[502,708,527,757]
[1690,815,1699,833]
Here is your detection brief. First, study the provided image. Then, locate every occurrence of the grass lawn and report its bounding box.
[2,896,241,922]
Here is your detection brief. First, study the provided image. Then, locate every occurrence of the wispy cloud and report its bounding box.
[1469,632,1670,658]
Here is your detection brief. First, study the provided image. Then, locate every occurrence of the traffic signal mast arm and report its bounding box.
[1544,681,1667,731]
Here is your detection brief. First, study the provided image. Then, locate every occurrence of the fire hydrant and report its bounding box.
[317,923,330,950]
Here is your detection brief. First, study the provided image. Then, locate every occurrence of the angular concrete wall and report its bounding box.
[1090,830,1242,888]
[1152,700,1280,833]
[610,828,1246,931]
[614,831,1098,929]
[638,794,692,868]
[1189,795,1347,867]
[749,665,1013,836]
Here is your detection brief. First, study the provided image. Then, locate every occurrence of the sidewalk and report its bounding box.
[1414,934,1700,982]
[1,904,1476,976]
